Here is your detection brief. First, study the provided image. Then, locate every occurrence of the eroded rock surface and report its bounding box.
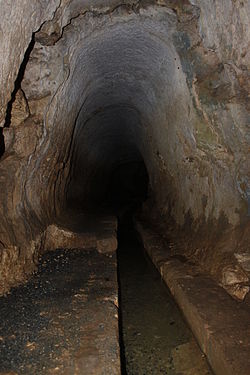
[0,0,249,296]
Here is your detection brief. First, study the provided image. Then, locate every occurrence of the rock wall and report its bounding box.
[0,0,249,295]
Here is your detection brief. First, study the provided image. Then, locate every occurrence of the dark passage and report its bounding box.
[106,160,148,216]
[117,220,213,375]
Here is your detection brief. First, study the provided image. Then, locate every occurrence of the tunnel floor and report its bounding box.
[0,215,215,375]
[0,248,120,374]
[118,222,213,375]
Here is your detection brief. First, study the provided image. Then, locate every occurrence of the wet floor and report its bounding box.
[118,223,213,375]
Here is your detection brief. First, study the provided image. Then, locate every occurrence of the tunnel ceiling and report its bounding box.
[0,0,249,297]
[66,8,189,209]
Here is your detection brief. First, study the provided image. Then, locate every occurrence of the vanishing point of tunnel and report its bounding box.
[0,1,250,374]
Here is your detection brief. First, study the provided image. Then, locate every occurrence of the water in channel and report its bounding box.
[117,221,213,375]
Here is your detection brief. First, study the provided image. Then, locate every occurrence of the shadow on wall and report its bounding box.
[0,128,4,158]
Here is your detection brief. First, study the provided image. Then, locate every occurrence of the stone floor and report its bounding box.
[0,248,120,375]
[1,214,249,375]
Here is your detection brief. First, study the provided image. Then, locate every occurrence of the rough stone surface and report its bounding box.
[0,248,120,374]
[0,0,249,297]
[44,224,96,251]
[0,0,60,127]
[44,215,117,254]
[136,220,250,375]
[136,217,250,300]
[96,236,118,254]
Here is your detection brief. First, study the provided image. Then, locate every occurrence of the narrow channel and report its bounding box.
[117,217,213,375]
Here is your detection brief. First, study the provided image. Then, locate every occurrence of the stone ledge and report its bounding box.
[136,221,250,375]
[44,224,96,251]
[44,215,118,255]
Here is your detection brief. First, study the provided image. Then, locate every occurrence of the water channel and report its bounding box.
[118,221,213,375]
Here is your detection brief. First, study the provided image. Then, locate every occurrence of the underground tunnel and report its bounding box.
[0,1,250,374]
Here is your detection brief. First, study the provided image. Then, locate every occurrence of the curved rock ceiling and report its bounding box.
[0,0,249,296]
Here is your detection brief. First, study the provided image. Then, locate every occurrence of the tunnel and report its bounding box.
[64,14,184,218]
[66,105,149,214]
[0,1,250,374]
